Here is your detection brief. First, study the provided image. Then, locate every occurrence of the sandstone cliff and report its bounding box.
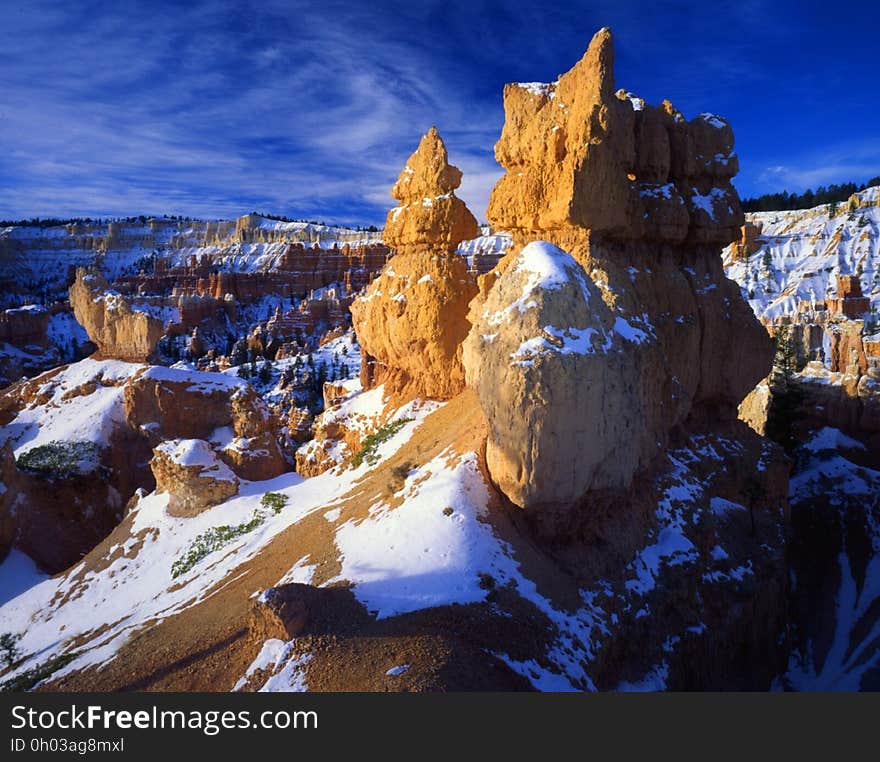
[70,268,164,362]
[351,127,480,401]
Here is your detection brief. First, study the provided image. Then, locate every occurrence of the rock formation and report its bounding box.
[463,27,773,524]
[151,439,240,517]
[350,127,480,401]
[0,304,59,386]
[69,268,164,361]
[826,275,870,320]
[124,366,287,481]
[729,221,763,261]
[294,381,370,477]
[486,28,741,245]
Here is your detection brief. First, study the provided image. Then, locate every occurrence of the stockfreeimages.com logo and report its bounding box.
[11,705,318,736]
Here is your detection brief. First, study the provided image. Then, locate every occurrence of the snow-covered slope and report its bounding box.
[0,358,143,458]
[782,427,880,690]
[0,377,787,692]
[723,187,880,322]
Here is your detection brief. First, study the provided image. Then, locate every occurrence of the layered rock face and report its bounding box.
[351,128,479,401]
[486,28,741,245]
[464,27,773,521]
[125,366,287,482]
[70,269,164,361]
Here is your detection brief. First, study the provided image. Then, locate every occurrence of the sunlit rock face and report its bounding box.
[69,268,164,362]
[351,127,480,403]
[464,27,772,520]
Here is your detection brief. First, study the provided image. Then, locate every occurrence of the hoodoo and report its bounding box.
[350,127,480,402]
[464,27,774,524]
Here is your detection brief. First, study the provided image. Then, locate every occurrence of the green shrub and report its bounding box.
[350,418,414,468]
[16,440,100,478]
[172,510,266,578]
[172,492,292,578]
[0,652,78,692]
[0,633,21,668]
[260,492,288,514]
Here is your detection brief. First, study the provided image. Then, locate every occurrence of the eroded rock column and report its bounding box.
[350,127,479,402]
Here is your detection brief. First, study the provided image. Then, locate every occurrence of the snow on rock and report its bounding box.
[155,438,235,472]
[331,447,603,690]
[0,393,430,685]
[259,651,312,692]
[0,357,143,457]
[464,240,669,514]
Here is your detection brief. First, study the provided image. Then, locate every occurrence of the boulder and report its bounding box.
[151,439,240,517]
[464,241,661,508]
[124,366,288,481]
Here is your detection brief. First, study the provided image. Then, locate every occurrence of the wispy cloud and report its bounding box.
[0,0,505,222]
[751,139,880,194]
[1,0,878,221]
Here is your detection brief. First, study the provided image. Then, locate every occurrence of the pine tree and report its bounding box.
[765,324,805,454]
[772,325,797,379]
[230,338,248,366]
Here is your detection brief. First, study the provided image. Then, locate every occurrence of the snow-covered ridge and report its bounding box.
[723,186,880,322]
[0,214,385,308]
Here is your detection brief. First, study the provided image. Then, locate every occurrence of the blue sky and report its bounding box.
[1,0,878,225]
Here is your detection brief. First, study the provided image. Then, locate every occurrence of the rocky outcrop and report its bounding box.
[351,128,479,402]
[827,320,868,374]
[287,407,313,444]
[791,362,880,456]
[0,304,61,386]
[124,366,287,481]
[294,382,367,477]
[69,268,164,361]
[486,28,741,245]
[151,439,239,517]
[826,275,870,320]
[738,376,772,435]
[730,221,763,261]
[0,305,49,349]
[464,28,772,521]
